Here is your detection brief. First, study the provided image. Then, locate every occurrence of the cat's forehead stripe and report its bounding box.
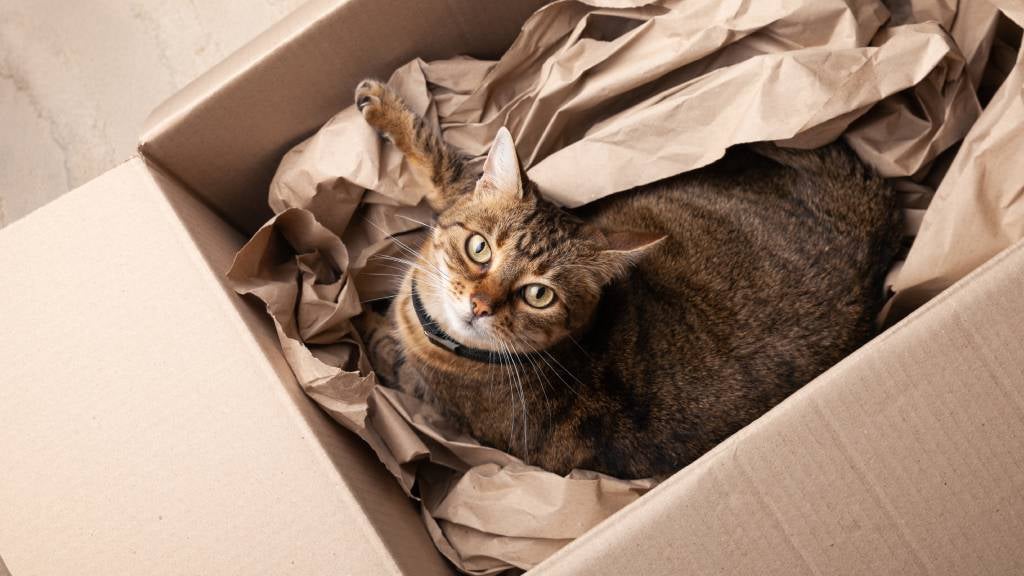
[495,223,512,247]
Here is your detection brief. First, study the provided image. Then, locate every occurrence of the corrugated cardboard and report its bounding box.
[219,0,1024,572]
[0,159,448,576]
[533,237,1024,575]
[139,0,546,235]
[3,0,1024,574]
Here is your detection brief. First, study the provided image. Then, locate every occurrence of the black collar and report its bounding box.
[410,280,540,365]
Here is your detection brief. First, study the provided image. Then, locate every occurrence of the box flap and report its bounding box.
[534,239,1024,575]
[139,0,546,235]
[0,159,450,575]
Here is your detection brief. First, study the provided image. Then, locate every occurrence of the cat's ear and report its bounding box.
[596,230,666,281]
[479,126,526,199]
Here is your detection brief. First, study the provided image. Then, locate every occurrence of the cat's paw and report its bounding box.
[354,79,385,113]
[355,79,406,138]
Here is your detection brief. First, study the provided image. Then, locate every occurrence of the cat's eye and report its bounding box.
[522,284,555,308]
[466,233,492,264]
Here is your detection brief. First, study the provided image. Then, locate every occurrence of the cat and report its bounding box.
[353,79,902,479]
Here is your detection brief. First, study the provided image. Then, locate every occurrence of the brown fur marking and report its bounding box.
[356,80,902,479]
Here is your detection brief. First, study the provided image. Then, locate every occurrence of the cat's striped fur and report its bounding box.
[354,79,901,479]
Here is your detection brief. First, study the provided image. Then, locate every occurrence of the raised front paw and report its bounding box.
[354,79,408,139]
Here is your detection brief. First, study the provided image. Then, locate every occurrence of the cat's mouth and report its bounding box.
[410,279,546,369]
[440,298,496,348]
[408,278,494,353]
[410,255,500,350]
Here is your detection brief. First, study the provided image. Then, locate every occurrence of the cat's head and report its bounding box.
[410,127,662,355]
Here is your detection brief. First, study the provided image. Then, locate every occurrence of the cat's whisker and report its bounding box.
[507,334,552,435]
[503,338,529,460]
[361,225,446,279]
[358,271,437,284]
[357,271,446,294]
[364,270,445,294]
[359,287,445,305]
[371,268,450,300]
[498,336,530,461]
[566,334,593,362]
[489,334,517,454]
[361,284,448,306]
[536,346,585,391]
[372,253,444,279]
[501,336,524,453]
[364,262,449,293]
[376,236,437,272]
[523,353,552,430]
[396,213,439,232]
[495,337,519,456]
[372,254,449,288]
[361,213,432,245]
[359,294,399,304]
[511,334,583,398]
[489,333,518,451]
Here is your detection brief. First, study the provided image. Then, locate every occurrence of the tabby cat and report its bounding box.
[354,79,901,479]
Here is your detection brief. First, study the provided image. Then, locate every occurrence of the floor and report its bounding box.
[0,0,306,228]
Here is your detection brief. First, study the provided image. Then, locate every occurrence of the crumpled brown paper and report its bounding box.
[227,207,655,573]
[228,0,1024,572]
[884,0,1024,322]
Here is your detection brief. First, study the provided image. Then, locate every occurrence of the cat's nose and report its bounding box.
[470,294,492,318]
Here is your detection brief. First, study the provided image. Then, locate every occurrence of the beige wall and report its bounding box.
[0,0,305,227]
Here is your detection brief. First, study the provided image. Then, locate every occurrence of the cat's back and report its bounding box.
[588,145,899,310]
[572,144,901,476]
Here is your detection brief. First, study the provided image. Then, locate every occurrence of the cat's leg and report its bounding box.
[355,305,430,399]
[355,306,401,388]
[355,79,476,212]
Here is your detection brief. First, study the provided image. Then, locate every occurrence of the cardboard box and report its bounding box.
[2,1,1023,574]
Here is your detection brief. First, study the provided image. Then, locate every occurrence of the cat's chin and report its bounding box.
[438,300,499,350]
